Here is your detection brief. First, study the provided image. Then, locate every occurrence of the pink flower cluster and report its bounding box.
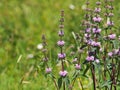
[57,40,65,46]
[93,16,102,22]
[75,64,81,70]
[58,53,66,59]
[72,58,78,64]
[108,49,120,57]
[86,28,91,33]
[84,33,91,38]
[87,40,101,47]
[46,68,52,74]
[108,34,116,40]
[59,70,68,77]
[86,56,95,61]
[94,7,101,13]
[107,21,114,26]
[92,28,101,34]
[58,30,64,36]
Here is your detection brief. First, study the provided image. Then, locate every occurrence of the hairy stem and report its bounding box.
[78,78,84,90]
[91,64,96,90]
[53,78,59,90]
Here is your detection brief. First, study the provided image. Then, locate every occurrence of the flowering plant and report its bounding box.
[38,0,120,90]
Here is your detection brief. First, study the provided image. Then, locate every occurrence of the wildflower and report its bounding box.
[91,41,101,47]
[46,67,52,74]
[86,56,95,61]
[87,39,92,45]
[112,49,119,55]
[109,13,114,17]
[75,64,81,70]
[58,53,66,59]
[92,28,101,34]
[58,30,64,36]
[95,59,100,63]
[100,48,103,52]
[96,1,101,5]
[108,34,116,40]
[69,4,75,10]
[108,52,113,57]
[57,40,65,47]
[93,16,102,22]
[72,58,78,64]
[59,70,68,77]
[84,33,91,38]
[107,21,114,26]
[94,7,101,13]
[37,43,43,50]
[86,28,91,33]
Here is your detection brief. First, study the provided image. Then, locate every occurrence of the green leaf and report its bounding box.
[64,76,70,88]
[83,65,90,76]
[80,44,87,49]
[58,77,62,89]
[72,71,79,81]
[98,80,112,89]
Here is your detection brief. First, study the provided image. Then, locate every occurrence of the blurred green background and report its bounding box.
[0,0,120,90]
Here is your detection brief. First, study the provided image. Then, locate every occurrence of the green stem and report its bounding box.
[91,64,96,90]
[63,81,65,90]
[78,78,84,90]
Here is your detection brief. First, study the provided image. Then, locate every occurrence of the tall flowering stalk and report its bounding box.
[41,35,59,90]
[83,0,99,90]
[57,10,68,90]
[106,0,117,90]
[91,0,102,90]
[41,34,51,74]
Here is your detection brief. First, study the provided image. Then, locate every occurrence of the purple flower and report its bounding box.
[93,17,102,22]
[86,28,91,33]
[108,52,113,57]
[107,21,114,26]
[95,59,100,63]
[91,41,101,47]
[75,64,81,70]
[109,13,114,17]
[46,67,52,74]
[108,34,116,40]
[94,7,101,13]
[57,40,65,46]
[59,70,68,77]
[112,49,120,56]
[84,33,91,38]
[100,48,103,52]
[86,56,95,61]
[96,1,101,5]
[72,58,78,64]
[92,28,101,34]
[86,39,92,45]
[58,30,64,36]
[58,53,66,59]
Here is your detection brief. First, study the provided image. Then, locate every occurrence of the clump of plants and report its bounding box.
[39,0,120,90]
